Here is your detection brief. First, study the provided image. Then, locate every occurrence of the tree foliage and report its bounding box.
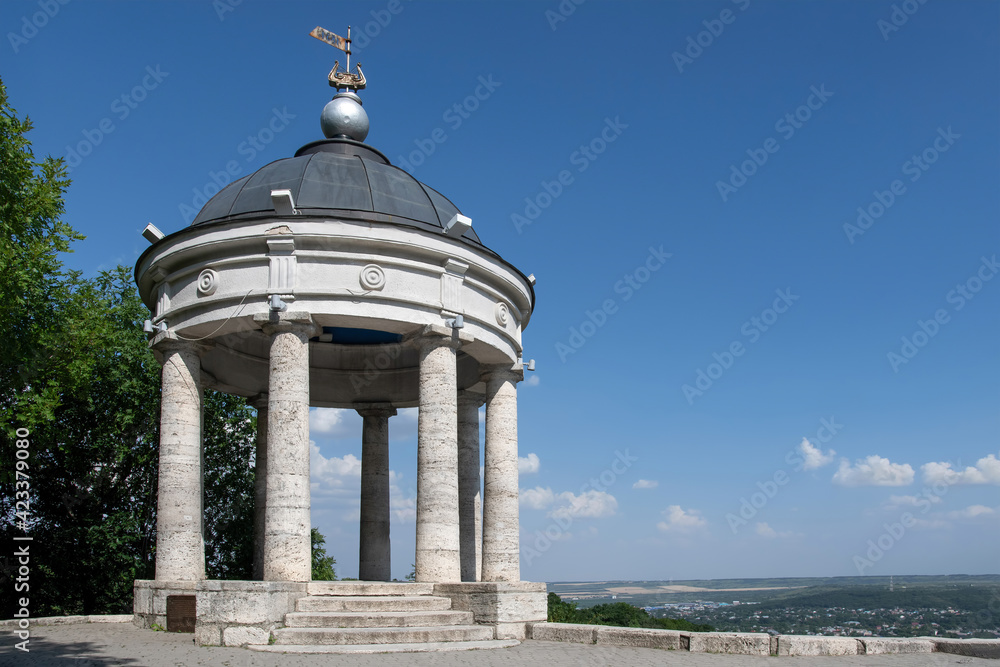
[547,593,713,632]
[311,527,337,581]
[203,391,257,580]
[0,77,257,615]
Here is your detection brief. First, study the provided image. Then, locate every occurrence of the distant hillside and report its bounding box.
[758,583,1000,612]
[548,575,1000,608]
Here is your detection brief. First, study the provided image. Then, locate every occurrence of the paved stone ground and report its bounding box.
[1,624,996,667]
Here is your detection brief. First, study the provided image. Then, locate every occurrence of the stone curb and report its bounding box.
[525,623,1000,658]
[932,638,1000,659]
[0,614,133,628]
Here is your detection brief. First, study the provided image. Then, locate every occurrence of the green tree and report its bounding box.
[547,592,580,622]
[545,594,712,632]
[2,267,162,615]
[0,79,84,432]
[0,78,259,615]
[311,527,337,581]
[203,391,257,580]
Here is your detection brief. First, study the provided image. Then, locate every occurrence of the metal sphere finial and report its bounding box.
[321,91,369,141]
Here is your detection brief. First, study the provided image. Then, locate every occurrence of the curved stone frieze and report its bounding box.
[135,219,534,406]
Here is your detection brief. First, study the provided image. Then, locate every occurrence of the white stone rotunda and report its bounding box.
[132,38,545,651]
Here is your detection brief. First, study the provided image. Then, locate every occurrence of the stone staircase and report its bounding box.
[248,582,519,654]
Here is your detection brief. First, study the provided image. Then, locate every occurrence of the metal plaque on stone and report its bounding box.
[166,595,196,633]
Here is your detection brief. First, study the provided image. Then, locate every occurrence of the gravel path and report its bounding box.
[1,623,994,667]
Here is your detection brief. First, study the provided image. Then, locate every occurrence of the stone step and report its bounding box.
[306,582,435,597]
[272,624,495,646]
[249,639,520,654]
[284,610,473,628]
[296,595,453,613]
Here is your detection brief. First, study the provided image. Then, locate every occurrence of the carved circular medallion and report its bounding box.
[197,269,219,296]
[495,301,510,327]
[360,264,386,291]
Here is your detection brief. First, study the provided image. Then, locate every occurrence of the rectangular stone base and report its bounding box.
[133,580,307,646]
[136,579,546,646]
[433,581,547,638]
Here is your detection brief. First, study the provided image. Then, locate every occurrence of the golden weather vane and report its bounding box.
[309,25,366,91]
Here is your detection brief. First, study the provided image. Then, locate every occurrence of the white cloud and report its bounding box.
[798,437,835,470]
[518,453,540,474]
[754,522,797,539]
[633,479,659,489]
[656,505,706,532]
[310,407,418,443]
[550,490,618,520]
[390,493,416,522]
[946,505,996,520]
[309,441,416,523]
[883,493,942,510]
[310,408,352,438]
[524,374,540,387]
[921,454,1000,486]
[310,444,362,486]
[521,485,617,519]
[519,486,555,510]
[390,407,419,441]
[832,455,914,486]
[756,522,777,538]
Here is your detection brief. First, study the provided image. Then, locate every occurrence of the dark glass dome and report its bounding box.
[191,138,483,247]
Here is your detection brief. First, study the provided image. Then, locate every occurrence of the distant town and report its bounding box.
[548,574,1000,640]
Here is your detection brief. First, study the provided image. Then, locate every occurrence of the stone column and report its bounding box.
[457,391,484,582]
[250,394,268,581]
[152,336,206,582]
[254,313,317,582]
[481,365,522,582]
[357,405,395,581]
[414,329,462,583]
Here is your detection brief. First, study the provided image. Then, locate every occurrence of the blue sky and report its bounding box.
[5,0,998,583]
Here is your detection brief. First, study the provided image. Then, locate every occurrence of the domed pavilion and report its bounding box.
[133,30,545,650]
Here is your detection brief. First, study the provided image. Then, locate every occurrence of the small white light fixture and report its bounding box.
[142,223,165,244]
[443,213,472,238]
[527,273,536,286]
[269,295,287,312]
[445,314,464,329]
[143,320,167,334]
[526,358,536,372]
[270,189,299,216]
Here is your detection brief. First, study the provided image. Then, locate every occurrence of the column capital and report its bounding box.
[253,311,319,338]
[406,323,473,351]
[458,389,486,409]
[480,363,524,385]
[149,332,212,364]
[355,403,397,419]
